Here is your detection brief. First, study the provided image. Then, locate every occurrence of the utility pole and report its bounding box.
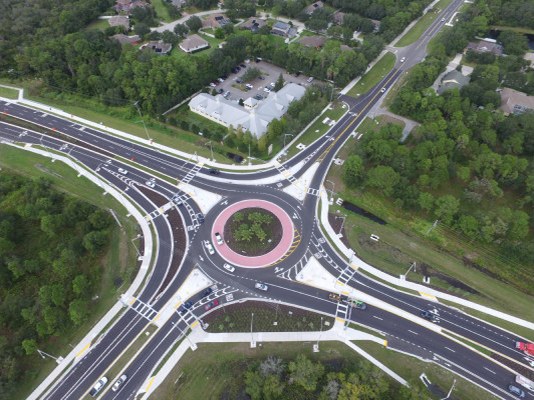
[426,219,439,235]
[37,349,64,364]
[250,312,256,348]
[283,133,294,149]
[206,141,214,161]
[133,101,152,141]
[314,316,324,352]
[401,261,416,280]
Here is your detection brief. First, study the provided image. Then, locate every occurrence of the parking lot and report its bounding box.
[209,60,315,103]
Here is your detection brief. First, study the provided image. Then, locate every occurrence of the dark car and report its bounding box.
[420,310,439,322]
[231,68,238,73]
[240,63,246,68]
[203,288,213,297]
[209,168,220,175]
[197,213,205,224]
[217,88,224,94]
[184,300,193,309]
[205,299,219,311]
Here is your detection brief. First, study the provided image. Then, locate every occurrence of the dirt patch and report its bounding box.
[328,213,350,248]
[418,263,479,295]
[492,353,534,381]
[223,208,282,256]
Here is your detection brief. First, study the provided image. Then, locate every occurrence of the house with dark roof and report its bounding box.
[303,1,324,15]
[271,21,291,37]
[466,39,503,56]
[437,70,470,94]
[179,34,210,53]
[241,17,267,32]
[500,88,534,115]
[298,35,326,49]
[108,15,130,29]
[140,40,172,55]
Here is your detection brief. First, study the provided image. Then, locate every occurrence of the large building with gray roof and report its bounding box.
[188,83,306,138]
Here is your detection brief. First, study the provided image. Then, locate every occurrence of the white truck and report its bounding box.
[516,375,534,391]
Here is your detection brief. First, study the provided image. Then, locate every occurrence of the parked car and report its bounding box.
[263,87,271,93]
[217,88,224,94]
[245,83,253,90]
[223,91,231,98]
[269,82,275,88]
[307,77,314,83]
[236,78,243,84]
[254,94,263,100]
[258,76,265,80]
[118,167,128,175]
[255,282,268,291]
[204,240,215,255]
[223,263,235,272]
[112,375,128,392]
[215,232,223,245]
[217,77,225,83]
[240,63,246,68]
[90,377,108,397]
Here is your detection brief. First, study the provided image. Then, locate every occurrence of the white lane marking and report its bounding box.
[408,330,419,335]
[372,316,383,320]
[444,347,456,353]
[483,367,496,375]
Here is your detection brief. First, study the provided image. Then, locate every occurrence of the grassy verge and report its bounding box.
[0,145,140,400]
[205,301,334,333]
[150,341,408,400]
[358,341,498,400]
[396,0,454,47]
[0,85,19,99]
[284,101,348,159]
[151,0,173,22]
[324,118,534,332]
[491,25,534,35]
[347,52,396,98]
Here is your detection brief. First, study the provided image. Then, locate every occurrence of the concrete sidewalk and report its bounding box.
[138,323,406,399]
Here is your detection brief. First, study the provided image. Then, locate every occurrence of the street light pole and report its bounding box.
[401,261,416,280]
[133,101,152,141]
[283,133,294,149]
[441,379,456,400]
[250,312,256,348]
[206,141,214,161]
[37,349,63,364]
[316,316,323,350]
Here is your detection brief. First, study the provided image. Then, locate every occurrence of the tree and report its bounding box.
[288,354,324,391]
[342,155,364,187]
[263,374,285,399]
[244,370,263,400]
[434,195,460,224]
[214,28,225,39]
[69,299,89,325]
[134,22,150,37]
[186,16,202,32]
[274,73,284,91]
[366,166,400,196]
[21,339,38,355]
[174,23,189,37]
[242,67,262,82]
[499,30,529,56]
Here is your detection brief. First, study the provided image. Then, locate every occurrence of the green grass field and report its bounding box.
[151,0,173,22]
[347,52,396,98]
[396,0,454,47]
[85,18,110,31]
[0,85,19,99]
[0,145,140,400]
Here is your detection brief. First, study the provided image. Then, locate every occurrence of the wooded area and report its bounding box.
[0,173,113,398]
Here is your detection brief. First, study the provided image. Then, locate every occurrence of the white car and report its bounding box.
[118,167,128,175]
[245,83,253,90]
[400,57,406,63]
[263,87,271,93]
[441,17,446,22]
[307,77,314,83]
[223,263,235,272]
[90,377,108,397]
[145,180,155,188]
[380,87,386,93]
[112,374,128,392]
[204,240,215,255]
[215,232,223,245]
[255,282,268,291]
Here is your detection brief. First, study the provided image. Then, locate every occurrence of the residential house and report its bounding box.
[202,14,230,29]
[271,21,291,37]
[332,11,345,25]
[466,38,504,56]
[179,34,210,53]
[303,1,324,15]
[114,0,148,14]
[111,34,140,45]
[500,88,534,115]
[523,52,534,68]
[140,40,172,55]
[171,0,186,8]
[298,35,326,49]
[241,17,267,33]
[437,70,470,95]
[370,19,381,33]
[189,83,306,138]
[108,15,130,29]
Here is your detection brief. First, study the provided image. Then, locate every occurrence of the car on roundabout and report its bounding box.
[215,232,223,245]
[255,282,268,291]
[204,240,215,255]
[223,263,235,272]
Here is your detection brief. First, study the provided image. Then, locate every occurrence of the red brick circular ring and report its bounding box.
[211,199,295,268]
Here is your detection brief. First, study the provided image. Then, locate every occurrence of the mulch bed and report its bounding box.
[223,207,282,257]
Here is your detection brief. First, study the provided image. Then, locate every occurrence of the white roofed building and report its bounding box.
[189,83,306,138]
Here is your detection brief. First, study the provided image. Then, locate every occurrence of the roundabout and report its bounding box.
[211,199,295,268]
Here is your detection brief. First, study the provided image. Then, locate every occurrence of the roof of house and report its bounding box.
[189,83,306,138]
[304,1,324,14]
[272,21,290,32]
[298,35,326,48]
[438,70,470,94]
[202,13,230,28]
[466,39,503,56]
[141,40,172,54]
[332,11,345,25]
[524,52,534,66]
[241,17,267,31]
[179,34,209,52]
[109,15,130,28]
[500,88,534,115]
[111,34,140,45]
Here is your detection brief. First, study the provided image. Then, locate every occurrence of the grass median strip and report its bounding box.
[0,85,19,99]
[347,52,396,98]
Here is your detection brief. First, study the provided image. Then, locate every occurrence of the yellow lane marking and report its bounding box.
[191,320,199,328]
[419,292,438,301]
[145,376,155,392]
[335,317,345,323]
[129,297,136,305]
[76,342,90,358]
[383,340,388,347]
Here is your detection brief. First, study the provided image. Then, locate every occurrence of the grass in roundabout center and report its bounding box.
[224,208,282,256]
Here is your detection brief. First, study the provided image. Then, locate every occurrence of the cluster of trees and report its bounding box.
[244,354,419,400]
[232,211,274,242]
[0,174,113,398]
[486,0,534,29]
